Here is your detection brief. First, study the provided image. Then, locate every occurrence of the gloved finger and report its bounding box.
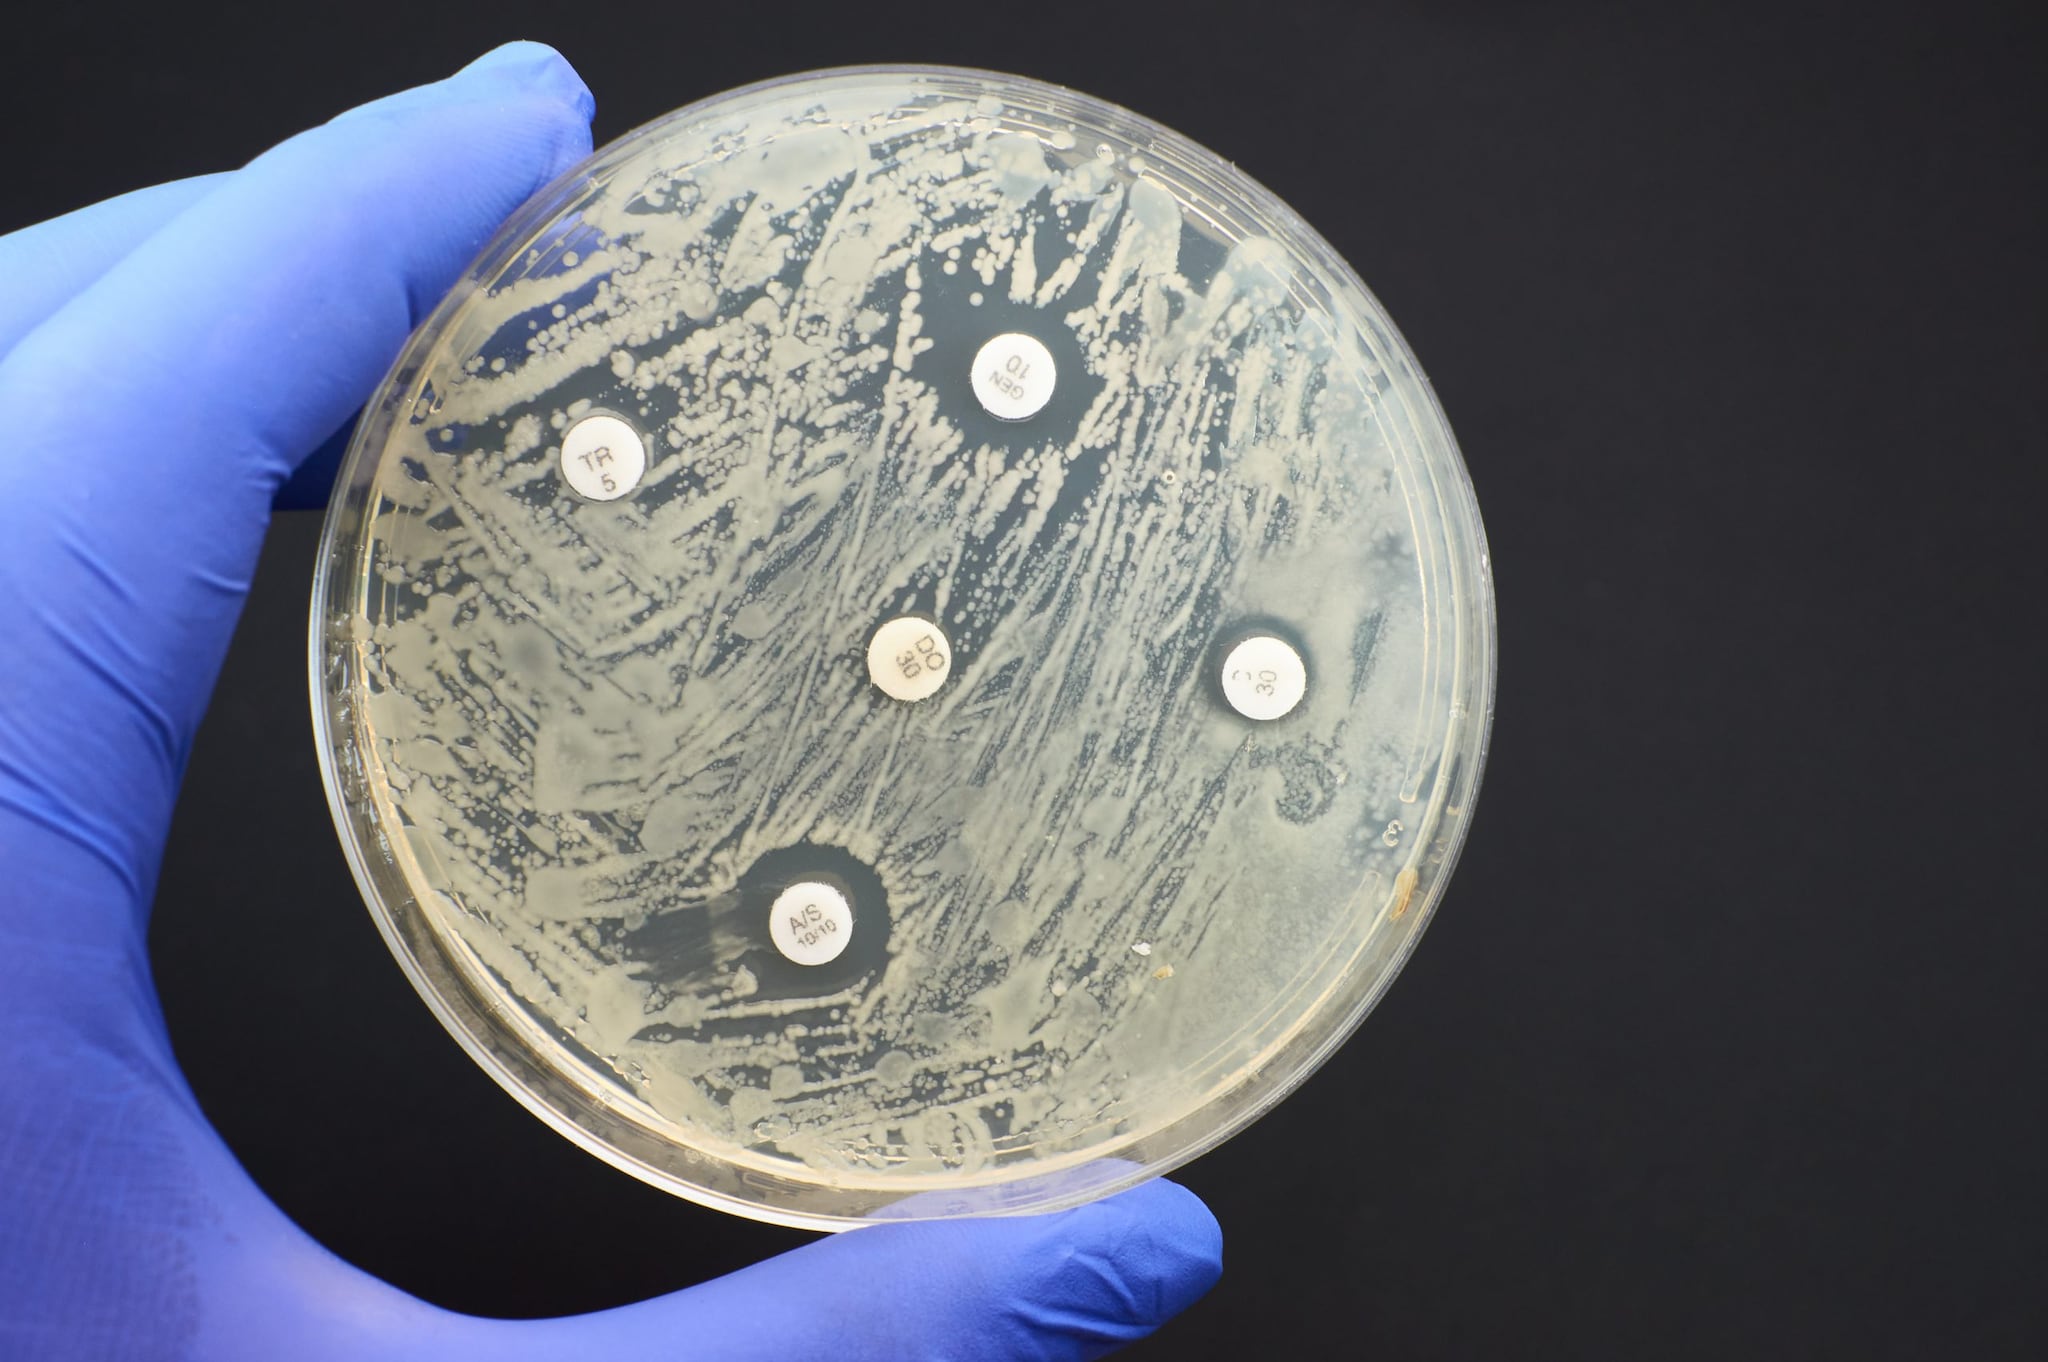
[0,41,594,916]
[274,417,357,511]
[455,1178,1224,1362]
[2,39,592,499]
[0,174,228,354]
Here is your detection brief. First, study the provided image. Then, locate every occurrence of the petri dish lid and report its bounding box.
[311,66,1494,1229]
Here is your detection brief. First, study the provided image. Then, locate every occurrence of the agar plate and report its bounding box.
[311,66,1494,1228]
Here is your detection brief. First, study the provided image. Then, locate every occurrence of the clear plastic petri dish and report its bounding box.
[311,66,1494,1229]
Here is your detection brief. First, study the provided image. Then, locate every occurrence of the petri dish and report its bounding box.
[311,66,1495,1229]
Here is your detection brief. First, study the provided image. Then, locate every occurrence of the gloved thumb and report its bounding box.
[454,1178,1222,1362]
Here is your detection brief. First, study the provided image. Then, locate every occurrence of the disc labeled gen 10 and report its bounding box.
[312,66,1494,1228]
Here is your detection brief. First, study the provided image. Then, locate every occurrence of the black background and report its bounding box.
[6,1,2044,1357]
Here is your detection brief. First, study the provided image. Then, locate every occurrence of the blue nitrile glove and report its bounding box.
[0,42,1221,1361]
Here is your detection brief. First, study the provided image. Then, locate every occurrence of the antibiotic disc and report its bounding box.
[312,66,1495,1228]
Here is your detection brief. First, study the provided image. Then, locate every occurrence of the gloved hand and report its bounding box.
[0,43,1221,1361]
